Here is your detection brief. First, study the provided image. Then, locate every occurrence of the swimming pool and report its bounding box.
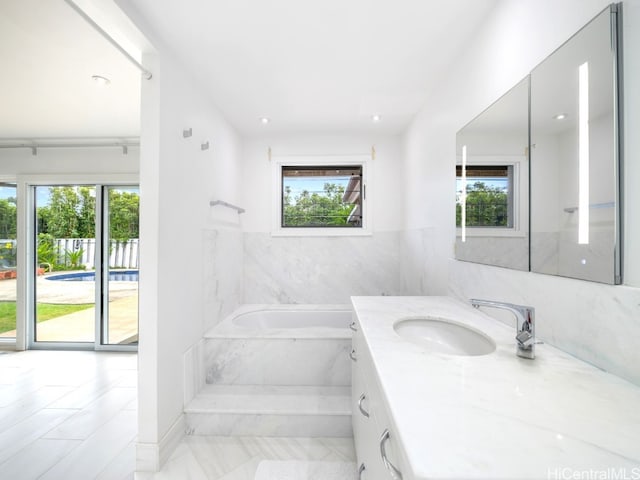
[46,270,139,282]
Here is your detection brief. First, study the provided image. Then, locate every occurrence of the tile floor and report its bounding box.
[0,350,138,480]
[138,436,356,480]
[0,350,356,480]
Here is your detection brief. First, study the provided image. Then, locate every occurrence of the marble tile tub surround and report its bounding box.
[449,259,640,386]
[243,231,402,304]
[203,304,352,386]
[203,337,351,386]
[203,228,243,332]
[351,296,640,479]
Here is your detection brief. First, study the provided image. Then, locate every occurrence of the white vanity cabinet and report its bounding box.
[350,297,640,479]
[351,318,409,480]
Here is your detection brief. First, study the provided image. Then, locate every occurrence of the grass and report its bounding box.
[0,301,94,334]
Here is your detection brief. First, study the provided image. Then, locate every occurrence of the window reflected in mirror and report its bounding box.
[456,165,513,228]
[455,76,530,272]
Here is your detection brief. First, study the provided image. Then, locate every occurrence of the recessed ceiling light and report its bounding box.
[553,113,567,120]
[260,117,270,124]
[371,114,381,122]
[92,75,111,86]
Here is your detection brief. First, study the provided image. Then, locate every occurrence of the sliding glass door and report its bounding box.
[34,185,96,343]
[0,183,18,341]
[30,184,138,349]
[102,186,139,346]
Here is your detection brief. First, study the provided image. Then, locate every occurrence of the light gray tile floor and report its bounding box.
[0,350,356,480]
[0,350,137,480]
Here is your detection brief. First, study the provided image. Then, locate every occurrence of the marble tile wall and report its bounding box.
[448,259,640,386]
[399,227,449,295]
[243,232,403,304]
[203,228,243,330]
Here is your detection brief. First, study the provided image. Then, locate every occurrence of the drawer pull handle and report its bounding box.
[358,393,370,418]
[380,429,403,480]
[358,463,366,479]
[349,321,358,332]
[349,349,357,362]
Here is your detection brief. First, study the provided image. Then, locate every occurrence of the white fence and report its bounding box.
[53,238,139,269]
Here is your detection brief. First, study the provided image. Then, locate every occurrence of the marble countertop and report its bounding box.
[351,296,640,479]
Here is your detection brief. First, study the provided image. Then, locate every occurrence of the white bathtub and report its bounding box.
[233,309,351,329]
[207,304,353,339]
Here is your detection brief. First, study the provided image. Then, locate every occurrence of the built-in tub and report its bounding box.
[204,305,352,385]
[233,308,351,330]
[208,304,353,339]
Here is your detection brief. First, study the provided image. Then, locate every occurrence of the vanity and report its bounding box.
[350,296,640,479]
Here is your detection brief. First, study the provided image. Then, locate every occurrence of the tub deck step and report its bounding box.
[185,385,352,437]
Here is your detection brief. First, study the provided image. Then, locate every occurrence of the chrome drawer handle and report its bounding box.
[358,393,370,418]
[349,321,358,332]
[349,349,357,362]
[358,463,366,479]
[380,429,403,480]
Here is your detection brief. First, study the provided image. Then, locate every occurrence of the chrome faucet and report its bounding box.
[470,299,535,359]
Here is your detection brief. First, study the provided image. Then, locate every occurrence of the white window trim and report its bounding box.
[271,155,372,237]
[456,155,528,238]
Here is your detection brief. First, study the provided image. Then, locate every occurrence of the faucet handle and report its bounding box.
[516,329,534,349]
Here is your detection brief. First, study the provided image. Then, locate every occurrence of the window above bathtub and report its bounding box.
[272,156,371,236]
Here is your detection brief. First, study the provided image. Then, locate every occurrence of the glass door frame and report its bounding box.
[21,175,138,352]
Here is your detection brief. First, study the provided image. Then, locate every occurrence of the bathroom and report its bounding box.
[129,0,640,477]
[1,0,639,478]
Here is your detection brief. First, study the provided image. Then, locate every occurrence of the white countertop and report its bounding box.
[351,296,640,479]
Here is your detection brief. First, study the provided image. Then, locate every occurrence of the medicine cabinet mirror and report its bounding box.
[455,77,530,271]
[455,4,622,284]
[530,5,622,284]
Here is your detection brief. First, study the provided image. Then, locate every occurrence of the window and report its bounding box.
[456,165,514,228]
[281,165,363,228]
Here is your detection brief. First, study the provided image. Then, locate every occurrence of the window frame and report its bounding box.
[272,156,371,237]
[456,156,527,238]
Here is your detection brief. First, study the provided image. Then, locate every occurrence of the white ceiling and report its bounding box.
[0,0,141,140]
[0,0,499,140]
[128,0,498,136]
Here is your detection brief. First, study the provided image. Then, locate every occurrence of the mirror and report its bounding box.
[530,5,621,284]
[455,77,530,271]
[454,4,622,284]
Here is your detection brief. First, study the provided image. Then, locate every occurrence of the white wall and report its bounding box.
[124,17,243,471]
[402,0,640,385]
[241,134,405,304]
[0,146,138,176]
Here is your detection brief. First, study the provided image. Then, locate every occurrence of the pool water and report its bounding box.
[46,270,139,282]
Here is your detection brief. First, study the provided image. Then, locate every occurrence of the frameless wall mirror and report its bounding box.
[455,77,530,271]
[530,5,622,284]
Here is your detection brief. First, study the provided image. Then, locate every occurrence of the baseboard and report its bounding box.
[136,413,186,472]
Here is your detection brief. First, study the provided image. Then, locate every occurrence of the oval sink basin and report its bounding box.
[394,317,496,356]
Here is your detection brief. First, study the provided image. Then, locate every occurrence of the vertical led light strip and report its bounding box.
[461,145,467,242]
[578,62,590,244]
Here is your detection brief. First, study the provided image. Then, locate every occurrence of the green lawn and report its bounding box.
[0,301,94,334]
